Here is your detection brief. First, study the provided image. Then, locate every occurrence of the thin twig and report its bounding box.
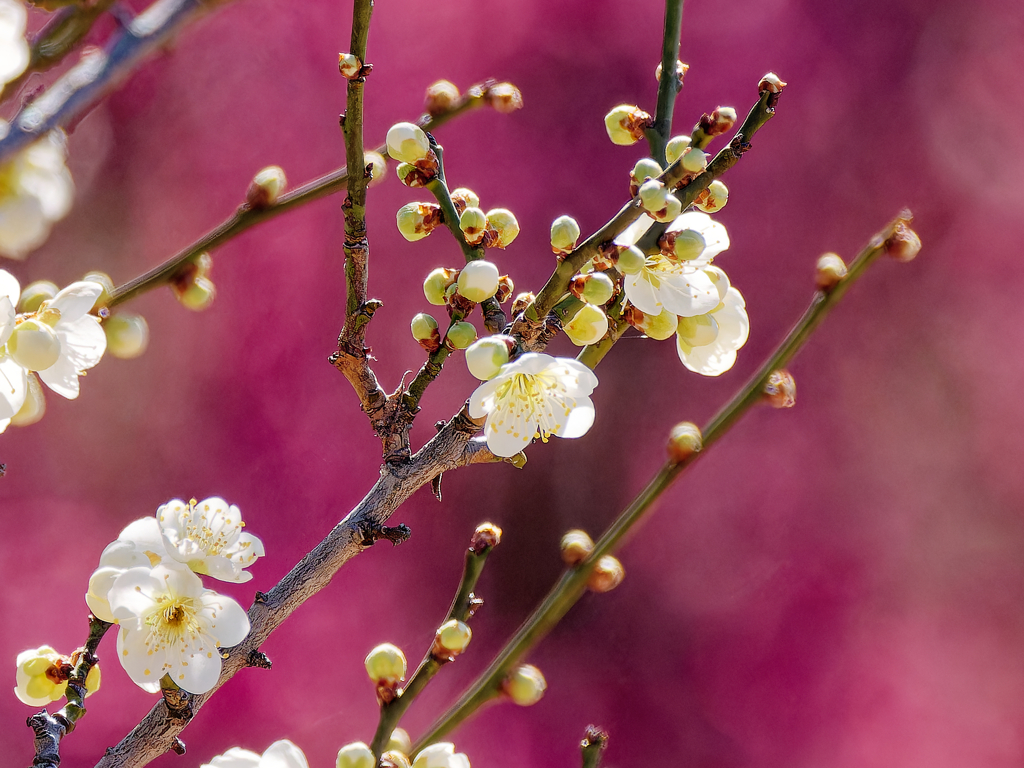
[646,0,684,165]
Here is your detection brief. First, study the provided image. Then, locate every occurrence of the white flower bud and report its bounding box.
[630,158,662,191]
[563,303,608,347]
[18,280,57,313]
[465,335,512,380]
[486,82,524,114]
[450,187,480,211]
[365,151,387,188]
[8,318,61,371]
[104,313,149,359]
[550,215,581,254]
[386,728,412,755]
[424,79,460,116]
[411,313,440,351]
[337,742,375,768]
[560,529,593,566]
[435,619,472,654]
[679,147,708,174]
[694,180,728,213]
[667,421,702,462]
[665,135,692,165]
[445,321,477,350]
[580,272,615,305]
[338,52,362,79]
[11,373,45,427]
[504,664,547,706]
[423,268,456,305]
[604,104,652,146]
[459,206,489,245]
[587,555,625,593]
[174,275,216,311]
[758,72,787,94]
[615,246,646,275]
[386,122,431,164]
[457,260,500,302]
[627,306,678,340]
[638,180,681,222]
[397,202,441,241]
[364,643,407,684]
[246,165,287,208]
[815,252,847,291]
[486,208,519,248]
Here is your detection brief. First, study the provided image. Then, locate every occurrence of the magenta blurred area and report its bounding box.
[3,0,1024,765]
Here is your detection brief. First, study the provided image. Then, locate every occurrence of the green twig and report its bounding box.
[412,211,915,749]
[646,0,684,165]
[580,725,609,768]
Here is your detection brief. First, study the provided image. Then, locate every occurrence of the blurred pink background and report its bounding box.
[3,0,1024,765]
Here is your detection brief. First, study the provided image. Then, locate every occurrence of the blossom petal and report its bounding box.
[0,268,19,306]
[200,591,250,648]
[56,314,106,370]
[0,354,28,419]
[657,270,720,317]
[613,213,656,248]
[553,395,595,438]
[176,642,222,694]
[116,517,167,559]
[0,296,14,346]
[468,378,500,419]
[48,281,102,321]
[262,740,310,768]
[108,567,161,620]
[36,353,80,398]
[483,413,534,457]
[116,619,164,687]
[203,748,263,768]
[623,272,665,315]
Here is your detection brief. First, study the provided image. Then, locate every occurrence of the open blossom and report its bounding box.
[676,267,749,376]
[14,645,101,707]
[201,740,310,768]
[0,124,74,259]
[110,563,250,694]
[469,353,597,458]
[158,497,264,582]
[85,517,168,623]
[0,0,28,88]
[412,743,471,768]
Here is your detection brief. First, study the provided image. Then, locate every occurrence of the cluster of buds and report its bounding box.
[171,251,216,311]
[421,262,513,315]
[387,122,439,186]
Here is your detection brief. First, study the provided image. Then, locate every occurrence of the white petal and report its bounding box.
[0,296,14,346]
[176,644,222,694]
[200,591,250,647]
[712,288,749,348]
[678,341,738,376]
[554,396,595,438]
[0,355,28,419]
[159,562,206,599]
[262,741,310,768]
[657,270,720,317]
[484,414,534,458]
[48,281,101,320]
[468,378,500,418]
[0,416,9,433]
[0,268,19,306]
[116,620,164,687]
[36,353,80,398]
[85,566,124,622]
[108,567,160,620]
[613,213,656,247]
[203,748,263,768]
[56,314,106,370]
[623,272,665,315]
[117,517,167,556]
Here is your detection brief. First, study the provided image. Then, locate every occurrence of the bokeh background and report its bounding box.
[3,0,1024,765]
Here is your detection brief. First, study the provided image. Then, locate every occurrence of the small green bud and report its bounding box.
[338,52,362,79]
[679,147,708,174]
[105,313,149,359]
[677,313,719,347]
[174,275,216,311]
[486,208,520,248]
[604,104,652,146]
[423,268,456,306]
[397,202,440,242]
[459,206,489,246]
[8,319,61,371]
[627,306,678,340]
[694,180,728,213]
[465,335,512,380]
[11,373,45,427]
[550,215,581,254]
[504,664,547,706]
[485,82,524,114]
[587,555,625,593]
[435,619,472,656]
[667,421,702,463]
[581,272,615,305]
[445,321,477,350]
[385,729,412,756]
[563,303,608,347]
[424,79,460,116]
[386,122,431,164]
[246,165,287,208]
[17,281,57,313]
[364,643,407,684]
[365,151,387,188]
[630,158,663,192]
[615,246,646,275]
[560,529,594,566]
[336,742,374,768]
[815,253,847,291]
[457,260,500,302]
[450,187,480,212]
[410,313,441,352]
[665,229,706,262]
[665,135,692,165]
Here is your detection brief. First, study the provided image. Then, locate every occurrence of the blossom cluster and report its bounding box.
[201,738,471,768]
[85,497,263,694]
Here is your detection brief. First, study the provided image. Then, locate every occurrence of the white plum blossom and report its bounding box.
[110,563,250,694]
[157,497,265,582]
[85,517,168,623]
[469,352,597,458]
[0,0,28,88]
[0,123,74,259]
[676,267,748,376]
[412,743,471,768]
[0,267,21,430]
[201,740,310,768]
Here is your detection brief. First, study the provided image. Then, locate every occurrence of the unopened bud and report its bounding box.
[385,729,412,756]
[194,252,213,277]
[434,619,472,657]
[338,52,362,79]
[381,752,411,768]
[604,104,653,146]
[486,208,519,248]
[661,229,706,262]
[511,291,535,315]
[550,215,581,254]
[459,207,488,246]
[423,268,457,306]
[411,313,441,351]
[763,369,796,409]
[638,180,682,222]
[495,274,515,303]
[465,335,512,380]
[396,161,432,187]
[759,72,787,94]
[694,180,728,213]
[8,319,60,371]
[587,555,625,593]
[17,280,57,313]
[445,321,477,350]
[625,305,678,340]
[105,313,149,359]
[246,165,287,208]
[397,202,441,241]
[424,80,460,116]
[574,272,615,306]
[679,147,708,174]
[615,245,646,275]
[174,275,216,311]
[697,106,737,138]
[336,742,375,768]
[365,151,387,187]
[630,158,663,195]
[457,260,500,302]
[886,223,921,263]
[667,421,702,463]
[386,122,431,164]
[815,252,847,291]
[364,643,407,685]
[655,59,689,85]
[471,522,503,552]
[665,135,692,165]
[450,187,479,213]
[563,303,609,347]
[504,664,547,706]
[11,373,45,427]
[560,529,594,565]
[486,82,523,114]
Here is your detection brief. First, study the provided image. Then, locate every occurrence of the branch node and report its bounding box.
[161,684,192,722]
[246,650,273,670]
[253,590,269,604]
[359,522,412,548]
[169,737,186,756]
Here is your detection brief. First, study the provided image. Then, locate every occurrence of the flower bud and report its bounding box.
[424,79,459,116]
[246,166,287,208]
[886,223,921,263]
[337,742,375,768]
[661,229,706,262]
[386,122,431,164]
[815,252,847,291]
[338,52,362,79]
[382,751,411,768]
[630,158,663,194]
[679,147,708,174]
[563,303,608,347]
[486,82,523,114]
[465,335,512,380]
[694,180,728,213]
[194,252,213,276]
[8,318,60,371]
[459,207,489,246]
[423,267,457,305]
[551,215,581,254]
[667,421,702,463]
[82,271,115,310]
[638,180,682,222]
[759,72,787,94]
[365,151,387,187]
[435,619,472,656]
[457,260,500,302]
[560,529,594,565]
[696,106,738,140]
[104,312,149,359]
[626,305,678,340]
[411,313,441,351]
[615,245,647,275]
[486,208,519,248]
[504,664,547,706]
[386,729,412,755]
[655,59,689,85]
[665,135,692,165]
[11,373,45,427]
[604,104,653,146]
[577,272,615,306]
[174,275,216,311]
[18,280,57,313]
[763,369,796,409]
[495,274,515,303]
[511,291,535,315]
[471,522,503,552]
[445,321,477,350]
[450,187,480,212]
[397,202,441,242]
[587,555,625,593]
[14,646,66,707]
[396,162,431,187]
[364,643,407,684]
